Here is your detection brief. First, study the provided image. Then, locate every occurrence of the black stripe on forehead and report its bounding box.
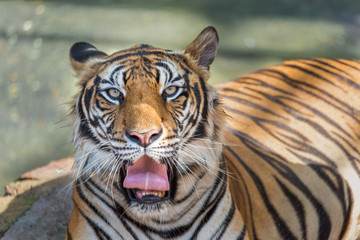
[155,62,174,83]
[155,68,160,84]
[109,50,167,63]
[110,65,125,83]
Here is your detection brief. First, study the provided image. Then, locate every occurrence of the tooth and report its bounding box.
[135,190,166,199]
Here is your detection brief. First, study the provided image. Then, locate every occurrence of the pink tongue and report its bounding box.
[123,156,169,191]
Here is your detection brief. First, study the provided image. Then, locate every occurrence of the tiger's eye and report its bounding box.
[164,86,178,96]
[108,88,121,98]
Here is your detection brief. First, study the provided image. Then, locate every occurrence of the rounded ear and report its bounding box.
[185,26,219,68]
[69,42,107,76]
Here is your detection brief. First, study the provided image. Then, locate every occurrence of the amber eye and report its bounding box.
[104,88,124,103]
[107,88,121,98]
[163,86,179,100]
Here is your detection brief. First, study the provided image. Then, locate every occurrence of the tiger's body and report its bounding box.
[220,59,360,239]
[66,27,360,239]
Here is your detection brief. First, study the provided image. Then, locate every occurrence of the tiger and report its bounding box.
[65,26,360,240]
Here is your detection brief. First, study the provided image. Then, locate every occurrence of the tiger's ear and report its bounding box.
[185,26,219,68]
[70,42,107,76]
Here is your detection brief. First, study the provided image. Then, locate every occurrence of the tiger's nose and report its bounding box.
[125,129,162,147]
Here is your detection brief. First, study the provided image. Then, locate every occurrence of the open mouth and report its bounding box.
[123,155,172,204]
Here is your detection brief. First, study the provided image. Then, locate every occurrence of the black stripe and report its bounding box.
[338,184,353,239]
[172,168,207,204]
[289,150,349,221]
[275,177,307,240]
[109,50,166,63]
[155,62,173,83]
[236,225,247,240]
[310,59,351,75]
[66,229,73,240]
[110,65,125,83]
[221,94,284,118]
[225,145,297,240]
[83,84,95,114]
[301,59,360,90]
[227,129,333,239]
[190,79,208,140]
[310,165,348,218]
[89,177,191,239]
[85,179,139,240]
[236,76,297,96]
[171,75,183,83]
[333,132,360,156]
[76,183,112,229]
[225,99,339,168]
[122,69,131,85]
[76,201,111,240]
[77,160,230,239]
[157,160,227,238]
[253,82,353,140]
[223,106,316,155]
[261,69,359,123]
[226,157,258,239]
[190,162,228,239]
[217,86,262,100]
[77,91,100,144]
[331,59,360,72]
[155,68,160,84]
[284,64,337,86]
[211,199,236,239]
[282,103,360,177]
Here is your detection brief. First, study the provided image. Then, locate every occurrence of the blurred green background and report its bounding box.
[1,0,360,195]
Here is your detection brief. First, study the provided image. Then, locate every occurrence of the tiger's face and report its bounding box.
[70,27,224,219]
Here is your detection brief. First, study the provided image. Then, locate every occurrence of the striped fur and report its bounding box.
[66,27,360,239]
[220,58,360,239]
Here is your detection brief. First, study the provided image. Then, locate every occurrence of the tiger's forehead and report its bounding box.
[109,44,172,61]
[97,44,187,88]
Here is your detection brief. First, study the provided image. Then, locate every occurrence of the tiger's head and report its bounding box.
[70,27,225,220]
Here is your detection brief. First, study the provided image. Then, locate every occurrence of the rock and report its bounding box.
[1,183,73,240]
[20,158,74,180]
[0,158,75,238]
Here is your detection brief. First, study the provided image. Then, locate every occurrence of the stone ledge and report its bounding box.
[0,158,74,239]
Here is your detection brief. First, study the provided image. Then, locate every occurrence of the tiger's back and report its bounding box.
[218,58,360,239]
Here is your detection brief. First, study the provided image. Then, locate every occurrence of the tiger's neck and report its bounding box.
[69,158,247,239]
